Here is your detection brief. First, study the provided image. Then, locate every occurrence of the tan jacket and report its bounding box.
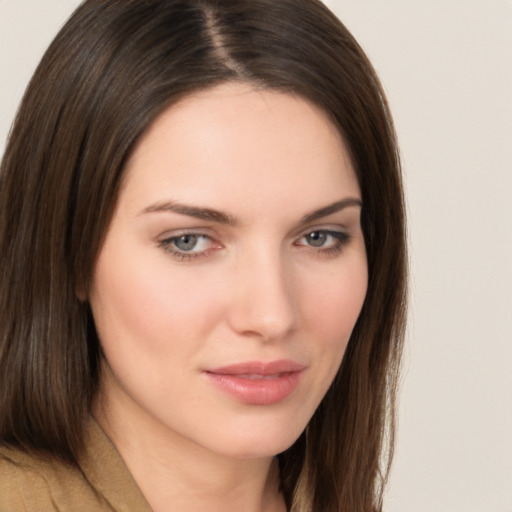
[0,418,152,511]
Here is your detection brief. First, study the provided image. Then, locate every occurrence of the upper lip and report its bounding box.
[205,360,306,376]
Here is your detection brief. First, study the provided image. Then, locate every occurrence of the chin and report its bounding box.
[198,416,307,460]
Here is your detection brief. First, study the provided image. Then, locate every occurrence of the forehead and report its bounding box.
[120,83,360,217]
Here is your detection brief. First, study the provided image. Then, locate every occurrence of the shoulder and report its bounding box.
[0,444,108,511]
[0,445,54,510]
[0,418,152,512]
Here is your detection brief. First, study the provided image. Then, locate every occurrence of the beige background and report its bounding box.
[1,1,511,511]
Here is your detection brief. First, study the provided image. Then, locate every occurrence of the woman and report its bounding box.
[0,0,407,511]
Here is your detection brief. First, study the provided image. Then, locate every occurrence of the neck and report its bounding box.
[92,392,286,512]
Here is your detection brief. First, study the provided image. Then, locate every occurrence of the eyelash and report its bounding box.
[158,233,218,262]
[158,229,351,262]
[295,230,350,257]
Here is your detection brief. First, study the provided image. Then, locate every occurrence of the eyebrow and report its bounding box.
[140,201,237,225]
[300,198,362,223]
[140,197,362,225]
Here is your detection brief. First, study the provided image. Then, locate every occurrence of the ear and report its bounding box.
[75,280,88,302]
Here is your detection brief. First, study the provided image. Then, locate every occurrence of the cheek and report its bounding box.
[88,254,225,421]
[306,260,368,339]
[300,255,368,378]
[90,247,201,357]
[91,238,217,335]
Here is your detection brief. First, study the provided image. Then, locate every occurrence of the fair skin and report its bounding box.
[89,82,368,512]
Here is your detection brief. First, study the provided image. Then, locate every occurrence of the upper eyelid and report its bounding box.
[159,232,217,247]
[295,229,349,243]
[293,224,349,239]
[155,221,352,242]
[156,226,349,242]
[299,228,347,236]
[158,226,346,238]
[157,227,218,241]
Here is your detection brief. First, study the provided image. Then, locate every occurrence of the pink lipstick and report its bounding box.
[204,360,305,405]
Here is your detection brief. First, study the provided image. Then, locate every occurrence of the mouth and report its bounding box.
[203,360,306,406]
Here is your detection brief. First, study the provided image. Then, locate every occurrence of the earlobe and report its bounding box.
[76,290,87,302]
[75,282,88,302]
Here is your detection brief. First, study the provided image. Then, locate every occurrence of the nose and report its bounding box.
[226,248,299,342]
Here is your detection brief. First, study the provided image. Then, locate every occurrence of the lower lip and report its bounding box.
[204,371,303,405]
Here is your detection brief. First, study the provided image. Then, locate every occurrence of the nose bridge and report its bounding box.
[228,242,298,341]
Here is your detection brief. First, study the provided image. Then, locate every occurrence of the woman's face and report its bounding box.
[89,83,367,459]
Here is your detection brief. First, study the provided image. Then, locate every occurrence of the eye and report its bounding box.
[158,233,219,261]
[172,234,204,252]
[296,229,350,255]
[304,231,330,247]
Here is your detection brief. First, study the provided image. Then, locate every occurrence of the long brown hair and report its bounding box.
[0,1,407,510]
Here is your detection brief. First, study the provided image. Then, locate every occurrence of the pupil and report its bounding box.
[308,232,326,247]
[175,235,197,251]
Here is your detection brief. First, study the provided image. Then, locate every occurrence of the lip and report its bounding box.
[203,360,306,406]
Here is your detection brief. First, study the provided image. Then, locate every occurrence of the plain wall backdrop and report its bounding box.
[1,1,511,511]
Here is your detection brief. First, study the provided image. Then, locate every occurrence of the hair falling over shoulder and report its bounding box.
[0,1,407,510]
